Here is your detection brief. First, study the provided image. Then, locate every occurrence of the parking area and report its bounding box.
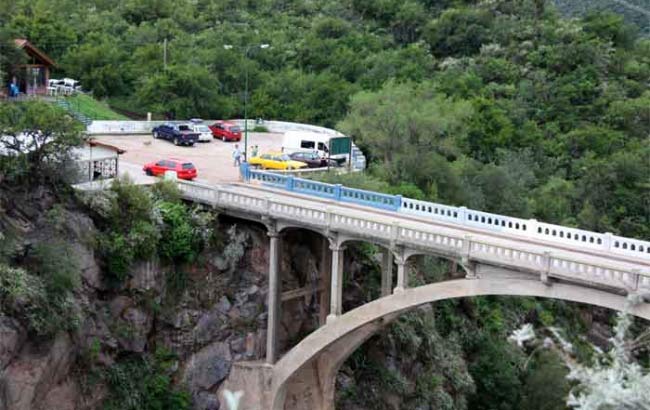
[93,132,284,184]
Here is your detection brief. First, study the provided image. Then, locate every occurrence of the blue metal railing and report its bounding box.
[239,166,650,259]
[242,165,402,211]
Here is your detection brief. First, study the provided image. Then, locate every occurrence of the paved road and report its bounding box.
[94,132,284,184]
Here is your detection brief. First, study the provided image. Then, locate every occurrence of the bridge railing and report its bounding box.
[177,179,650,291]
[247,168,401,211]
[241,168,650,260]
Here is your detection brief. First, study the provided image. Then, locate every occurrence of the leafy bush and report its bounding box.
[108,177,155,229]
[0,263,79,336]
[252,125,269,132]
[151,180,182,203]
[32,240,80,296]
[157,202,198,263]
[103,349,191,410]
[100,221,159,281]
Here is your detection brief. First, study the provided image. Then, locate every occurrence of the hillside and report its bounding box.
[1,1,649,410]
[553,0,650,35]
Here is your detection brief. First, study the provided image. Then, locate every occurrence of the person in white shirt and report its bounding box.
[232,144,242,167]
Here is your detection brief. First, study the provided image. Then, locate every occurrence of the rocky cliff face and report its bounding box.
[0,187,320,410]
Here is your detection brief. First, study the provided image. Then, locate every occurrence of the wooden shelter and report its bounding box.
[10,39,56,96]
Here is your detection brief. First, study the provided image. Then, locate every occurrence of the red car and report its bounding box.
[208,120,242,142]
[143,158,197,180]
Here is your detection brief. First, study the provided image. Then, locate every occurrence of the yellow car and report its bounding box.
[248,152,308,170]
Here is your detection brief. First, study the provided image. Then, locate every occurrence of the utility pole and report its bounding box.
[163,38,168,70]
[223,43,270,163]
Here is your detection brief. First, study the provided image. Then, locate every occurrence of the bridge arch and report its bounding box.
[271,278,650,410]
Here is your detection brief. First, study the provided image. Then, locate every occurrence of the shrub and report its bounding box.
[151,180,182,203]
[157,202,197,263]
[100,232,135,281]
[108,176,154,229]
[103,349,191,410]
[0,263,79,336]
[100,221,158,281]
[252,125,269,132]
[32,240,80,296]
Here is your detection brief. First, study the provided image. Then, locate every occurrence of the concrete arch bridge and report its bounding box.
[175,169,650,410]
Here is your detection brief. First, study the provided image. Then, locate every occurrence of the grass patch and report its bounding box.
[66,94,129,120]
[252,125,269,132]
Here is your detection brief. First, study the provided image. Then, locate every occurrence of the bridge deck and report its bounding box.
[229,183,650,269]
[223,184,650,275]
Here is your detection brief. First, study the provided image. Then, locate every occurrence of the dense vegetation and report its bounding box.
[1,1,649,409]
[553,0,650,37]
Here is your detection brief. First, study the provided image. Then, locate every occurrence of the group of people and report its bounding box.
[232,144,260,167]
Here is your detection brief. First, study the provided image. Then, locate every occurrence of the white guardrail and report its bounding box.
[86,119,348,136]
[175,180,650,293]
[400,196,650,259]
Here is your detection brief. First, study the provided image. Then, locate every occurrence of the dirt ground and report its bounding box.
[93,132,284,183]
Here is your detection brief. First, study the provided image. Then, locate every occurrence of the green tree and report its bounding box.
[136,65,226,119]
[423,8,494,57]
[0,101,84,184]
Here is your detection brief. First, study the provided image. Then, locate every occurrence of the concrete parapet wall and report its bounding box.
[87,119,346,136]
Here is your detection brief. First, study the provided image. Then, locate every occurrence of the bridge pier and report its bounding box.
[381,250,393,297]
[394,256,407,293]
[327,244,345,323]
[319,238,332,326]
[267,229,281,364]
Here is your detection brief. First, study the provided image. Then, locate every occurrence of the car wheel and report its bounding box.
[189,142,195,147]
[145,169,153,176]
[174,137,179,146]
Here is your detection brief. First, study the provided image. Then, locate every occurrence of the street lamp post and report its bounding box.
[224,43,270,162]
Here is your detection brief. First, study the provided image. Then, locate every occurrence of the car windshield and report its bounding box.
[179,125,191,131]
[229,126,241,132]
[197,125,210,132]
[182,163,195,170]
[280,155,291,161]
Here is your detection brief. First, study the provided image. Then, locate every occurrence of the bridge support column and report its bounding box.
[267,230,281,364]
[326,244,345,324]
[319,238,332,326]
[381,250,393,297]
[394,257,407,293]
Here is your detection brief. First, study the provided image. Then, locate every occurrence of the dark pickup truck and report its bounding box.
[152,123,199,146]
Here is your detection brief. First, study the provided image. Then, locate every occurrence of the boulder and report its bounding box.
[70,242,102,290]
[116,307,152,353]
[0,332,75,410]
[193,391,220,410]
[182,341,232,392]
[109,296,133,318]
[0,317,26,370]
[194,309,226,345]
[128,259,165,293]
[38,379,78,410]
[216,296,232,314]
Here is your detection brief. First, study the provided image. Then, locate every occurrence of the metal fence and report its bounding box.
[241,167,650,260]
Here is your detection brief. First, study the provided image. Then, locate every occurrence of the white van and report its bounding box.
[281,131,348,163]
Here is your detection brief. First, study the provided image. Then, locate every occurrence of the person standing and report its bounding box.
[251,145,259,158]
[233,144,242,167]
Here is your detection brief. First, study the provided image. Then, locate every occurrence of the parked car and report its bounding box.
[143,158,197,180]
[189,122,213,142]
[248,152,308,170]
[289,151,338,168]
[209,120,242,142]
[152,123,199,146]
